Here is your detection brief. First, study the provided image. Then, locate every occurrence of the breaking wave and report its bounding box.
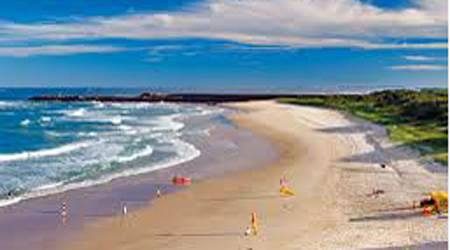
[0,101,222,207]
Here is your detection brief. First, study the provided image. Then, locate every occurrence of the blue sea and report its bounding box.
[0,88,221,206]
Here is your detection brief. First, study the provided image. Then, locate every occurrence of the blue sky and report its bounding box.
[0,0,447,91]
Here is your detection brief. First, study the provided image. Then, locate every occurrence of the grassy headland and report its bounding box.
[279,89,448,165]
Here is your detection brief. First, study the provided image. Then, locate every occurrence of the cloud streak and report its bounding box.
[403,55,442,61]
[389,64,447,71]
[0,0,447,49]
[0,45,125,57]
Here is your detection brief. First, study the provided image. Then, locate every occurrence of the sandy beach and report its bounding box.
[64,101,447,250]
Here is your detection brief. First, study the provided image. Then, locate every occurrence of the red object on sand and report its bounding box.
[172,176,192,185]
[422,206,433,216]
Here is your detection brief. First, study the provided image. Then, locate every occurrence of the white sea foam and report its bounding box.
[124,129,138,135]
[77,131,98,137]
[20,119,31,127]
[110,102,154,109]
[61,108,128,126]
[34,182,64,191]
[0,141,93,162]
[65,108,86,117]
[39,116,52,123]
[198,107,224,116]
[45,131,63,137]
[0,139,200,208]
[0,102,220,208]
[92,101,105,108]
[146,115,185,132]
[115,145,154,163]
[118,125,132,131]
[0,101,23,108]
[0,101,12,107]
[110,116,122,125]
[0,197,22,207]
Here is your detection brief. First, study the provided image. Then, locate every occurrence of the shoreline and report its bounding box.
[64,100,447,249]
[63,101,313,249]
[0,106,279,250]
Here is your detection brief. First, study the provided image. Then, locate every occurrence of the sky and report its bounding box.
[0,0,447,91]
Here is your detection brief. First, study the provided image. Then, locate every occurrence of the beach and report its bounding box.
[0,104,278,250]
[63,101,447,249]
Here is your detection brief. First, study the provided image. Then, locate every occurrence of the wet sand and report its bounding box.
[63,101,447,249]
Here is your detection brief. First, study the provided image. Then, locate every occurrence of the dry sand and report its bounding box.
[64,101,447,250]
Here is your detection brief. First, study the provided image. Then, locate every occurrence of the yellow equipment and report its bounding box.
[279,186,295,197]
[429,191,448,214]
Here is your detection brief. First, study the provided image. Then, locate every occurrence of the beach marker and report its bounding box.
[280,186,295,197]
[251,212,258,235]
[279,176,295,197]
[122,203,128,216]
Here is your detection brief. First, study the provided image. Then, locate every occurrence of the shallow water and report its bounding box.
[0,89,223,207]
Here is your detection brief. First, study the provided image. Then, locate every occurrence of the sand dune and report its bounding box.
[64,101,447,250]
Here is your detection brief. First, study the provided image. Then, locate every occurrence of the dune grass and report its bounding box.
[279,89,448,165]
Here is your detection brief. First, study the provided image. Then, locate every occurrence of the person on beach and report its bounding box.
[244,212,259,236]
[60,202,68,225]
[156,187,161,198]
[251,212,258,235]
[244,226,252,236]
[280,176,287,188]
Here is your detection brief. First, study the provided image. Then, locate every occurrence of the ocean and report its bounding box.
[0,88,222,207]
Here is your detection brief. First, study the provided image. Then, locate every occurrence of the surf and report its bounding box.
[0,141,93,162]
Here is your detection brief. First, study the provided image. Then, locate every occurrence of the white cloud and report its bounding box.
[389,64,447,71]
[403,55,441,61]
[0,45,125,57]
[0,0,446,49]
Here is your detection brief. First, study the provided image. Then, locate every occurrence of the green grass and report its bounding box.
[279,89,448,165]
